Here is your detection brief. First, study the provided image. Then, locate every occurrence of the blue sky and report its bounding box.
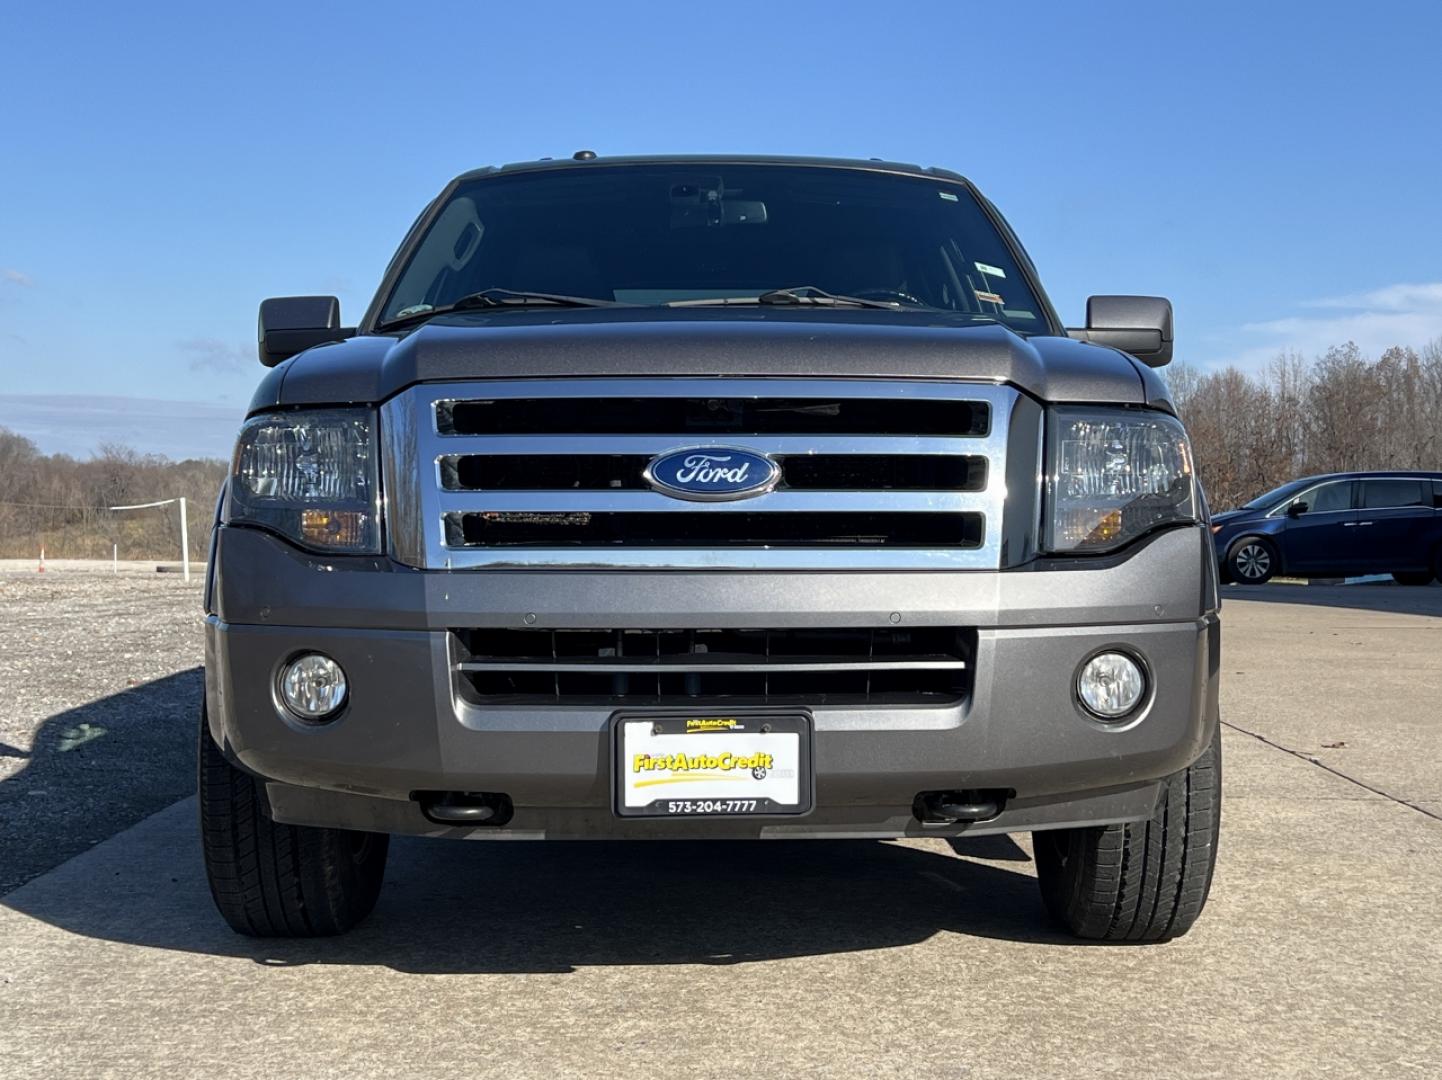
[3,0,1440,458]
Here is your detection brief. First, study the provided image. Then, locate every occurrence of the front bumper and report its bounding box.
[205,523,1220,839]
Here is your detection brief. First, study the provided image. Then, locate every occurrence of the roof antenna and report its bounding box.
[572,149,598,161]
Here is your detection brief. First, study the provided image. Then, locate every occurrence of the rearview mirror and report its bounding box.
[1067,295,1174,367]
[258,296,356,367]
[668,176,768,229]
[1287,501,1307,518]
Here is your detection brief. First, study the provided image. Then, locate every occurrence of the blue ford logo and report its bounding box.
[645,447,780,502]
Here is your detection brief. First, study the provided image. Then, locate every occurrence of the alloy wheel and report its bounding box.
[1235,543,1271,580]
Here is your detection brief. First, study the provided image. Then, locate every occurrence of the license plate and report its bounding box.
[613,711,813,818]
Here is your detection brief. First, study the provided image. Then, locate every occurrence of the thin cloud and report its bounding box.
[179,337,252,374]
[1216,281,1442,371]
[2,268,34,287]
[0,393,242,459]
[1300,282,1442,312]
[320,275,357,295]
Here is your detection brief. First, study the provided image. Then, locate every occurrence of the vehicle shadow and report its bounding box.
[1222,582,1442,618]
[0,668,200,894]
[4,674,1108,971]
[6,815,1088,973]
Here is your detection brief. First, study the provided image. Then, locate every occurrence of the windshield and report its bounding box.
[377,164,1048,330]
[1240,479,1313,510]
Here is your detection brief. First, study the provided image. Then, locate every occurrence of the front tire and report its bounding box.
[1392,571,1435,586]
[1034,732,1221,942]
[1227,537,1276,585]
[198,705,389,937]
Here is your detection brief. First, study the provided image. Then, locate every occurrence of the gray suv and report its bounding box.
[200,156,1220,942]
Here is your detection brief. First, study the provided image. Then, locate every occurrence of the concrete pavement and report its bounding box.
[1217,583,1442,818]
[1,585,1439,1079]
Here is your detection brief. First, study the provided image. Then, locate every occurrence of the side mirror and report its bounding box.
[1067,295,1174,367]
[258,296,356,367]
[1286,501,1307,518]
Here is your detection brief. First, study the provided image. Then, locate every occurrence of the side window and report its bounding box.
[1303,481,1353,514]
[1362,479,1428,509]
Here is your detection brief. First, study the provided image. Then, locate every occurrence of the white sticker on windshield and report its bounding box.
[975,261,1007,279]
[938,191,959,202]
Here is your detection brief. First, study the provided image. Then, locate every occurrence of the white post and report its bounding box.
[113,543,118,574]
[179,497,190,583]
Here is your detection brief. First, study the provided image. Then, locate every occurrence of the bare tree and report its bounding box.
[1168,338,1442,509]
[0,429,226,559]
[1306,343,1378,473]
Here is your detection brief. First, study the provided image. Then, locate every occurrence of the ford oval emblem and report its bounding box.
[644,447,781,502]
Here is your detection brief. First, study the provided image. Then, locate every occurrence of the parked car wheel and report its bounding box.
[1392,571,1435,586]
[1226,537,1276,585]
[1034,731,1221,942]
[199,704,389,937]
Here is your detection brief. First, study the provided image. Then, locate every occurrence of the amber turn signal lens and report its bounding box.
[1053,507,1124,547]
[1087,510,1123,544]
[301,509,370,548]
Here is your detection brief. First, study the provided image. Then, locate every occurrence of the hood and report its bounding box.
[249,308,1157,414]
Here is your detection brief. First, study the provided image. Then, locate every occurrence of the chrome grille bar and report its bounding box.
[455,657,966,673]
[435,434,987,456]
[434,490,989,513]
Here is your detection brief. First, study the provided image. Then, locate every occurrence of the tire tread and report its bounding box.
[198,705,387,937]
[1035,731,1221,942]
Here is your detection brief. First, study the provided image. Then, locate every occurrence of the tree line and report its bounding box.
[1168,339,1442,512]
[0,428,227,560]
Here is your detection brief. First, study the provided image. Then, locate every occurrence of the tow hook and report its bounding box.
[416,791,514,826]
[914,789,1008,824]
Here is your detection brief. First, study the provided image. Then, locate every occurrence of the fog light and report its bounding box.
[1076,651,1145,720]
[280,653,348,721]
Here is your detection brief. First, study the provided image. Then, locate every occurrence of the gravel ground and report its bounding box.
[0,572,205,893]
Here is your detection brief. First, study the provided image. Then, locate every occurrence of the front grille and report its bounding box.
[452,627,973,706]
[381,378,1017,570]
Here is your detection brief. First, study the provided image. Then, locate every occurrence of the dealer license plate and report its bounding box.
[613,712,813,818]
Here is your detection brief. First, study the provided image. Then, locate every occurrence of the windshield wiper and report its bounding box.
[378,288,624,330]
[668,285,913,311]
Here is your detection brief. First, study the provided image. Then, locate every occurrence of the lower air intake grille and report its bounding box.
[452,627,973,707]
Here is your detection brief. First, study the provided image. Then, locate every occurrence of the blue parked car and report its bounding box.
[1212,471,1442,585]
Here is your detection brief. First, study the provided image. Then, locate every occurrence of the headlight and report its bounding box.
[1045,407,1197,553]
[224,408,381,553]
